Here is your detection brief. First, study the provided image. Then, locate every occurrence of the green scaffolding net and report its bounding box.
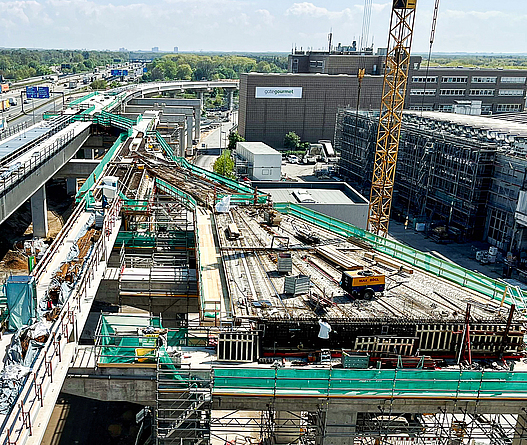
[274,202,525,310]
[212,367,527,399]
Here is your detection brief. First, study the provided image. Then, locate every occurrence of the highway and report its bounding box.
[195,111,237,171]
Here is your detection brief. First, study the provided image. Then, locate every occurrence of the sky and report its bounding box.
[0,0,526,54]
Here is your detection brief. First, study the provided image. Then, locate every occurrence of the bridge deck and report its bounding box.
[197,208,227,322]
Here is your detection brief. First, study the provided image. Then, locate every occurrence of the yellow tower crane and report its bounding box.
[367,0,417,237]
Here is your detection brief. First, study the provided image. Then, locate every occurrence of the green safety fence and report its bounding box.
[69,91,99,106]
[102,92,127,112]
[115,231,195,248]
[212,367,527,399]
[155,177,198,209]
[43,111,59,120]
[98,315,160,365]
[155,132,268,204]
[216,193,268,206]
[274,202,524,309]
[79,105,95,115]
[76,132,128,203]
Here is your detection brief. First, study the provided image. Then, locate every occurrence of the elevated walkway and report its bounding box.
[196,208,227,322]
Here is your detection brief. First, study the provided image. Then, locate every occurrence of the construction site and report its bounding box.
[1,2,527,445]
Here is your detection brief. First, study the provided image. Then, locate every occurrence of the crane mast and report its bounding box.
[367,0,417,236]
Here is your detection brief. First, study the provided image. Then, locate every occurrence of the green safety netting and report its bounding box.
[155,132,268,205]
[115,231,195,248]
[212,368,527,399]
[98,315,163,365]
[274,202,525,310]
[69,91,99,106]
[155,178,198,209]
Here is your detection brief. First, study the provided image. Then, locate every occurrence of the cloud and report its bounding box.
[285,2,354,20]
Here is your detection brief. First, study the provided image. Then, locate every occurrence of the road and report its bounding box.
[194,111,237,172]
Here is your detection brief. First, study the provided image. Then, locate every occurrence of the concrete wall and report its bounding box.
[239,73,383,148]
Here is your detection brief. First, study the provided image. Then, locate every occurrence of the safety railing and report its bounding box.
[68,91,99,106]
[274,202,525,308]
[0,197,122,445]
[0,117,73,169]
[0,122,30,142]
[155,178,197,210]
[0,129,76,199]
[154,132,268,201]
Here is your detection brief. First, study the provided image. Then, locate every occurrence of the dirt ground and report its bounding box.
[0,180,74,275]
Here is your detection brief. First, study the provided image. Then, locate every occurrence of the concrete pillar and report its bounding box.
[321,406,356,445]
[66,178,77,195]
[513,413,527,445]
[194,106,201,141]
[274,411,302,444]
[186,115,193,151]
[31,185,48,238]
[84,148,94,159]
[227,89,234,110]
[178,127,185,158]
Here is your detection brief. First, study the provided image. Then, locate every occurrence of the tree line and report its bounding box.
[142,54,287,82]
[0,49,128,81]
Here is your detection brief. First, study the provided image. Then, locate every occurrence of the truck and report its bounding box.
[68,81,78,89]
[0,99,10,111]
[340,270,385,300]
[0,83,9,94]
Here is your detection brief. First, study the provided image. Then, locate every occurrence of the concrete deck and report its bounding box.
[197,208,229,321]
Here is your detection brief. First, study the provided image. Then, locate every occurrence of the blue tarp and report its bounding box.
[6,276,36,331]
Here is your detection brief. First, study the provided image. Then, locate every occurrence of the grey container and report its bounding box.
[284,274,310,296]
[277,253,292,273]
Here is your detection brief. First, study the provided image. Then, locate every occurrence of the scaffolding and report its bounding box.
[336,110,497,237]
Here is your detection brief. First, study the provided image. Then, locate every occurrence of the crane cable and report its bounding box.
[405,0,441,225]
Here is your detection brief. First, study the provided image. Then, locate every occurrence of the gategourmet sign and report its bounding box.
[255,87,302,98]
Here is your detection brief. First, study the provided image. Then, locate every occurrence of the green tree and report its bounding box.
[90,79,108,90]
[228,131,245,150]
[284,131,301,150]
[256,61,271,73]
[176,63,192,80]
[213,150,235,179]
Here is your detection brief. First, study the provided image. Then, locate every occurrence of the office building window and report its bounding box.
[500,77,526,83]
[409,106,433,111]
[412,76,437,83]
[496,104,522,112]
[441,76,467,83]
[440,89,466,96]
[469,89,494,96]
[309,61,324,68]
[471,76,497,83]
[438,104,453,112]
[498,89,524,96]
[410,89,436,96]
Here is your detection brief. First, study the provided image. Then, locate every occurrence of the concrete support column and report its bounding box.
[274,411,302,444]
[513,413,527,445]
[31,185,48,238]
[178,127,185,158]
[321,406,356,445]
[66,178,77,196]
[84,148,94,160]
[194,106,201,141]
[186,115,193,153]
[227,89,234,110]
